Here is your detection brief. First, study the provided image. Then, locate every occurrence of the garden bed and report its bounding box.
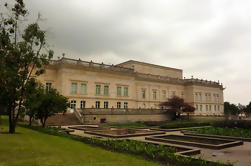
[182,131,251,142]
[159,120,214,129]
[146,134,243,149]
[85,128,165,138]
[187,127,251,139]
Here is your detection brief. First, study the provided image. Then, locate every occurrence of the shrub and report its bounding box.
[160,120,213,129]
[213,120,251,129]
[189,127,251,138]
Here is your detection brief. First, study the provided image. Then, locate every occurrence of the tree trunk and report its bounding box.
[29,116,32,126]
[8,105,19,134]
[9,111,16,133]
[41,117,47,128]
[42,120,45,127]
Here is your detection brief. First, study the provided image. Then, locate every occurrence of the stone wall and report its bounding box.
[79,108,172,124]
[189,115,225,121]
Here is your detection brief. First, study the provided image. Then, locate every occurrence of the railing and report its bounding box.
[184,78,222,87]
[73,108,84,124]
[136,73,183,83]
[50,58,134,73]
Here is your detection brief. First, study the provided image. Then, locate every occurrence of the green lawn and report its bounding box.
[0,118,162,166]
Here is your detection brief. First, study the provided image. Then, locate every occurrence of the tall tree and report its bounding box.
[0,0,53,133]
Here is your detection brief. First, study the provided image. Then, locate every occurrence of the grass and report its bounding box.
[188,127,251,138]
[0,117,162,166]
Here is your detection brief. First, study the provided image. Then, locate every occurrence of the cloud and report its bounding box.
[2,0,251,104]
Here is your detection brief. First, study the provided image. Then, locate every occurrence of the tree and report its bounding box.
[36,88,69,127]
[160,96,195,120]
[23,79,43,126]
[0,0,53,133]
[160,96,184,119]
[224,102,239,116]
[182,103,195,120]
[245,102,251,117]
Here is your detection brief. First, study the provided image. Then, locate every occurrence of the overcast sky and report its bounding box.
[3,0,251,104]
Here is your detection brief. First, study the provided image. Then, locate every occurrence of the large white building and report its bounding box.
[37,57,224,116]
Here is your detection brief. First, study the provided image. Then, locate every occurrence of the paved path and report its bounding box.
[197,142,251,166]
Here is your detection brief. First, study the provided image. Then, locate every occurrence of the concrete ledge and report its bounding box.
[136,139,201,156]
[68,126,103,131]
[84,129,165,138]
[182,131,251,142]
[145,135,243,150]
[149,126,211,132]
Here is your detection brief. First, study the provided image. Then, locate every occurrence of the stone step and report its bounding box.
[46,113,82,126]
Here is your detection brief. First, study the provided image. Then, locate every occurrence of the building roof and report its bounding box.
[117,60,182,72]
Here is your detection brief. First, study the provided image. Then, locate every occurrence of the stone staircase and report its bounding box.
[46,113,82,126]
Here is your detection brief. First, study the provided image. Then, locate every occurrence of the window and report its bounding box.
[117,87,122,96]
[104,101,109,108]
[124,102,128,109]
[208,93,211,101]
[214,105,217,111]
[142,89,146,99]
[152,89,157,100]
[200,105,203,111]
[206,105,208,111]
[96,85,101,95]
[162,90,166,99]
[124,87,128,97]
[196,104,199,110]
[181,92,184,98]
[95,101,100,108]
[104,85,109,96]
[45,82,52,92]
[80,101,85,109]
[70,100,76,109]
[195,93,198,100]
[71,82,77,94]
[218,105,220,111]
[172,91,175,97]
[117,102,121,109]
[209,105,211,111]
[80,83,87,95]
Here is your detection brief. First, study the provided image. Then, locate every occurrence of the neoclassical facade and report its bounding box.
[37,57,224,116]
